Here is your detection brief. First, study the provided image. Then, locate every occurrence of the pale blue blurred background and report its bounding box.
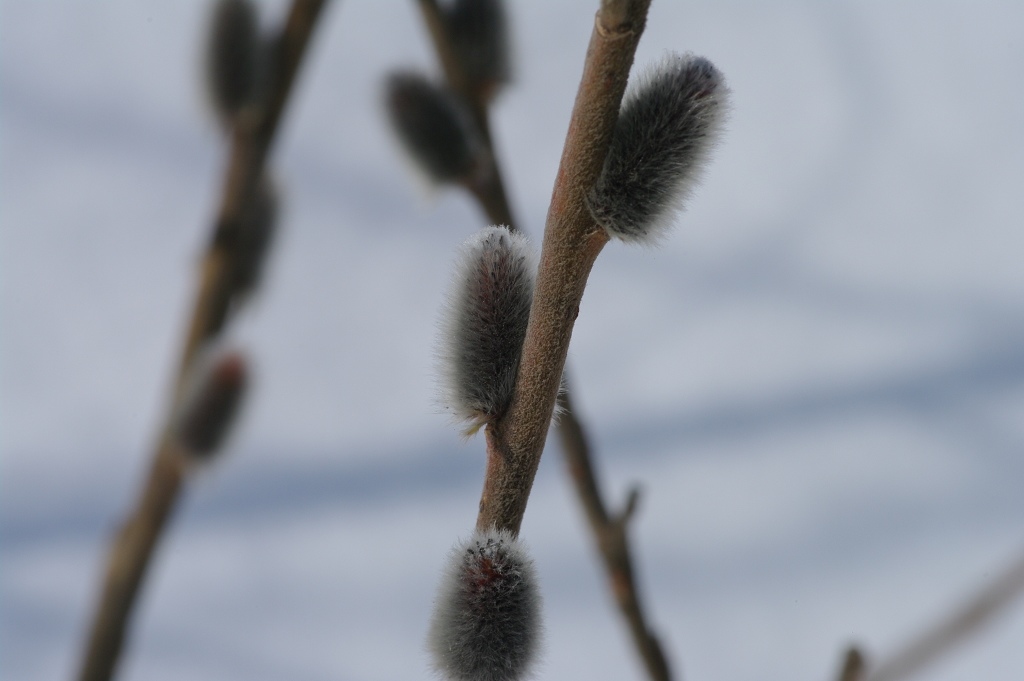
[2,2,1023,680]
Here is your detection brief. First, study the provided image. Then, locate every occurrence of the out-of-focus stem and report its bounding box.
[75,4,329,681]
[557,388,671,681]
[863,551,1024,681]
[835,646,866,681]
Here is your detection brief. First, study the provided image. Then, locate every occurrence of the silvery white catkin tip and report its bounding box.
[229,175,278,302]
[174,349,248,459]
[386,72,483,184]
[206,0,261,124]
[440,226,535,435]
[443,0,511,99]
[587,53,729,243]
[429,529,542,681]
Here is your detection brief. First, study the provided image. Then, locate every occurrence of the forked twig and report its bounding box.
[414,3,670,678]
[75,4,328,680]
[557,388,672,681]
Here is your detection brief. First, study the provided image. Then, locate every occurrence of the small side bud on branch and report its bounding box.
[429,529,542,681]
[228,175,279,304]
[588,53,728,243]
[443,0,511,101]
[440,226,535,435]
[173,348,248,459]
[385,71,484,185]
[206,0,263,126]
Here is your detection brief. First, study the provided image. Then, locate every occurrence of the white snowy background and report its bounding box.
[2,1,1023,680]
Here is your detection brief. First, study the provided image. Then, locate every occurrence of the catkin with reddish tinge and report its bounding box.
[429,529,542,681]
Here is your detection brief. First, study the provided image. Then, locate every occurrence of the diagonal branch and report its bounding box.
[75,4,329,681]
[414,4,671,679]
[475,0,651,536]
[557,388,672,681]
[862,549,1024,681]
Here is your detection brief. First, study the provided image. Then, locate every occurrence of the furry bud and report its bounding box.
[429,529,542,681]
[174,349,248,458]
[443,0,511,100]
[206,0,263,125]
[228,175,278,303]
[440,226,534,435]
[385,71,483,184]
[587,53,728,243]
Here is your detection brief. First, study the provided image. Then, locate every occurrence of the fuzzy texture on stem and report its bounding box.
[442,0,511,101]
[588,52,728,243]
[429,528,542,681]
[386,71,484,185]
[440,226,535,435]
[206,0,262,125]
[173,349,248,458]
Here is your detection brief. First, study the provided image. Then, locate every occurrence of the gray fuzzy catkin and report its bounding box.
[386,71,482,184]
[429,529,542,681]
[174,349,248,459]
[444,0,511,98]
[229,175,278,303]
[587,53,728,243]
[206,0,261,124]
[440,226,535,435]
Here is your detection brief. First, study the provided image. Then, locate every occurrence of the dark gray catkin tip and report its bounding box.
[386,71,483,185]
[174,349,248,459]
[443,0,511,99]
[206,0,261,124]
[440,226,535,436]
[429,529,542,681]
[587,53,729,243]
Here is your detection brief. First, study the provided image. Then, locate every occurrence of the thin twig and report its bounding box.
[862,550,1024,681]
[476,0,652,533]
[75,4,328,681]
[557,388,672,681]
[413,6,671,678]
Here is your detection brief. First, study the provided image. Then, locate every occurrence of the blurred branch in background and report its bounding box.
[848,549,1024,681]
[75,2,329,680]
[835,646,867,681]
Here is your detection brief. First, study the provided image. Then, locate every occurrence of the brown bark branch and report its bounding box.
[557,389,672,681]
[476,0,651,533]
[75,4,329,680]
[862,550,1024,681]
[414,6,671,677]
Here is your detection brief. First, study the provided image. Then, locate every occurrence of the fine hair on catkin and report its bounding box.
[428,528,542,681]
[588,52,729,243]
[438,226,535,435]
